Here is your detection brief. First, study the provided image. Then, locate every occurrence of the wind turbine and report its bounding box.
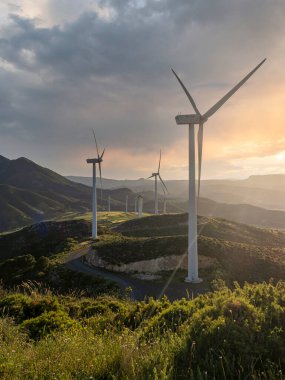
[137,194,143,218]
[125,194,128,213]
[86,130,105,239]
[172,58,266,283]
[108,194,111,212]
[147,150,168,214]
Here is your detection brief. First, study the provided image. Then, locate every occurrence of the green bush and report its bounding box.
[21,310,78,339]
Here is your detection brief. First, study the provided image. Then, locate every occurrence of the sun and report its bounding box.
[276,152,285,161]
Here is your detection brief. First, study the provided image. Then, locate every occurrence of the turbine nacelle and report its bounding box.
[152,172,159,176]
[86,157,103,164]
[175,114,207,125]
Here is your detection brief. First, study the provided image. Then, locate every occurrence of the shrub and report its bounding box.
[21,311,78,339]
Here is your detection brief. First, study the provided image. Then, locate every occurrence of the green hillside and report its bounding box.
[1,212,285,377]
[115,213,285,245]
[0,156,140,232]
[0,281,284,379]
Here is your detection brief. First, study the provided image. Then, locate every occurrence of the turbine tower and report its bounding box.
[126,194,128,213]
[137,194,143,218]
[108,195,111,212]
[147,150,168,214]
[172,59,266,283]
[86,130,105,239]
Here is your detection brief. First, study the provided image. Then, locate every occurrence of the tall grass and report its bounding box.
[0,281,284,379]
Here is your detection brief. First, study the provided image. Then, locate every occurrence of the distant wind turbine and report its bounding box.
[126,194,128,213]
[86,129,105,239]
[147,150,168,214]
[108,194,111,212]
[137,194,143,218]
[172,58,266,283]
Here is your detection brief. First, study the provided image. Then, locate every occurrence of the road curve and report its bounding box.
[65,243,143,300]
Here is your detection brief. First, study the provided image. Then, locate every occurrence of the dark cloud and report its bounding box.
[0,0,284,177]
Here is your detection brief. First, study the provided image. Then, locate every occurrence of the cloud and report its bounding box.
[0,0,285,178]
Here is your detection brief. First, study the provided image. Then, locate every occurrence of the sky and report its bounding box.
[0,0,285,180]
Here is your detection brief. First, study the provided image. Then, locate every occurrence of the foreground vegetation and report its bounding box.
[0,281,284,379]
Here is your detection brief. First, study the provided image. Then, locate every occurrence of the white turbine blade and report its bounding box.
[98,161,103,200]
[92,128,100,159]
[159,174,168,193]
[171,68,201,115]
[147,175,155,179]
[100,148,105,159]
[158,149,162,173]
[160,181,166,195]
[197,123,203,200]
[203,58,266,119]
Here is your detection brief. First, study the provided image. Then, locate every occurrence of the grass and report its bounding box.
[0,281,285,379]
[2,211,285,378]
[93,232,285,284]
[57,211,141,228]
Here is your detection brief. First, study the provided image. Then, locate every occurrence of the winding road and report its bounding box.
[65,243,143,300]
[64,242,209,301]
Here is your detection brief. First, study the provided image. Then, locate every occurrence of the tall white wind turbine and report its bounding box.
[86,130,105,239]
[147,150,168,214]
[172,59,266,283]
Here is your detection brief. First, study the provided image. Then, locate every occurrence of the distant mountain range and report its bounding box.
[67,174,285,211]
[1,155,285,233]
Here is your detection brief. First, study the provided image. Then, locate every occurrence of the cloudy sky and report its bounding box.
[0,0,285,180]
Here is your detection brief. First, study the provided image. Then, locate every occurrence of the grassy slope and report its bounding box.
[0,282,285,379]
[95,214,285,283]
[1,212,285,377]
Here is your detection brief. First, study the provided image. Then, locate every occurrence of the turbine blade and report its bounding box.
[171,68,201,115]
[203,58,266,119]
[159,174,168,193]
[92,128,100,159]
[158,149,161,173]
[160,181,166,195]
[197,123,203,200]
[98,161,103,200]
[100,148,105,159]
[147,175,155,179]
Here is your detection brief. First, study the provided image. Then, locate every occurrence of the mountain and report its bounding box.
[0,156,93,232]
[0,156,158,232]
[198,198,285,229]
[68,174,285,210]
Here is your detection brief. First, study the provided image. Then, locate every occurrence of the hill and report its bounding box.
[68,173,285,210]
[0,156,92,231]
[0,156,145,232]
[90,214,285,285]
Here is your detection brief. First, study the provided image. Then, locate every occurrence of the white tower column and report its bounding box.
[108,195,111,212]
[126,195,128,213]
[92,163,97,239]
[185,124,202,283]
[155,175,158,214]
[138,197,143,218]
[163,199,166,214]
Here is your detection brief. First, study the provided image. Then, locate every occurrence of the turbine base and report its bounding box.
[185,277,203,284]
